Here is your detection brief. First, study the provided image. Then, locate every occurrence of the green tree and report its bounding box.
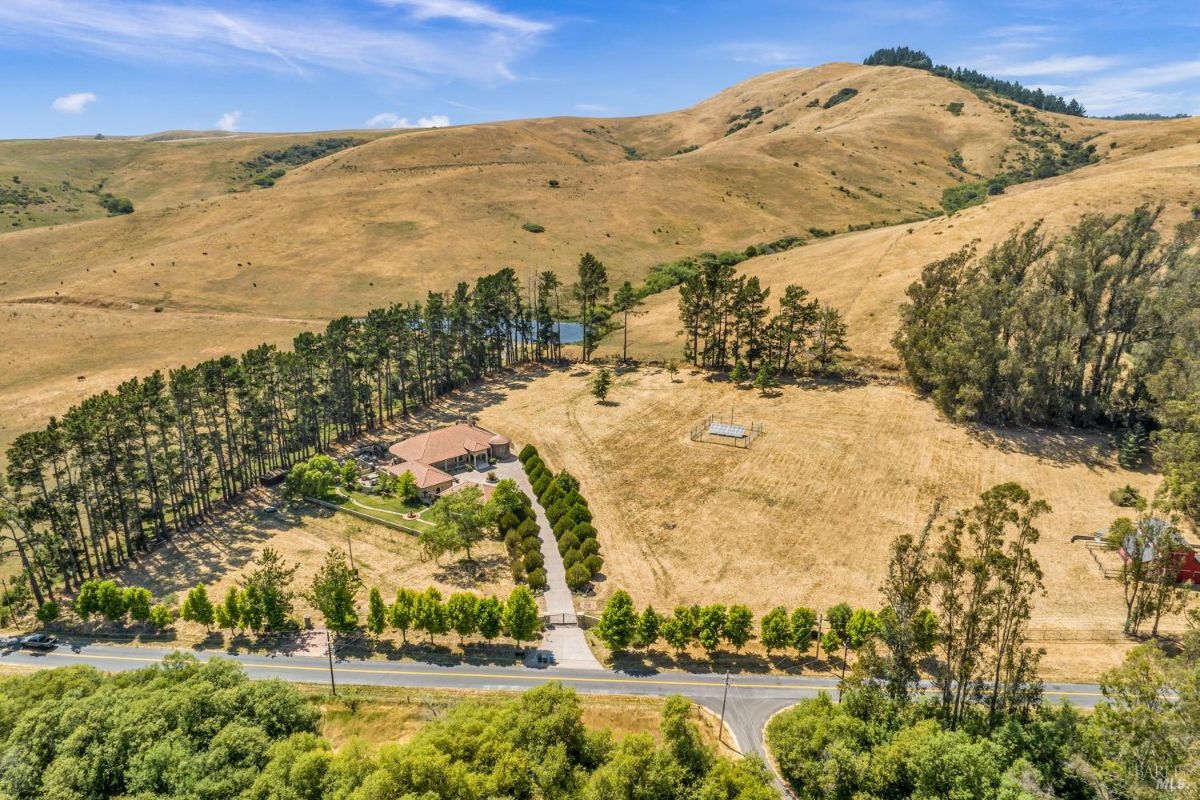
[283,454,342,499]
[697,604,727,654]
[124,587,153,623]
[425,484,496,561]
[595,590,637,651]
[826,602,853,645]
[390,588,417,643]
[414,587,447,643]
[760,606,791,656]
[575,252,610,361]
[730,359,748,386]
[591,367,613,403]
[148,604,174,629]
[503,586,540,647]
[612,280,644,362]
[241,547,298,631]
[724,604,754,652]
[73,579,102,620]
[845,608,882,650]
[566,562,592,591]
[395,470,419,503]
[308,548,361,634]
[180,584,214,629]
[477,595,503,641]
[35,600,59,625]
[810,304,851,375]
[666,360,679,382]
[446,592,479,644]
[753,363,777,396]
[635,606,661,649]
[789,607,817,655]
[367,587,387,638]
[222,587,243,634]
[97,580,127,622]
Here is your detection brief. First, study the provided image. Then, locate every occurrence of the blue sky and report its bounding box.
[2,0,1198,139]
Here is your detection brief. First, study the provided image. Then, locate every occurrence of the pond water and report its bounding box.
[555,322,584,344]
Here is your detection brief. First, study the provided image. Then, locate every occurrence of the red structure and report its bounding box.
[1117,518,1200,586]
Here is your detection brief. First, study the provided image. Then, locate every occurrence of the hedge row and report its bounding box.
[519,444,602,592]
[498,485,547,592]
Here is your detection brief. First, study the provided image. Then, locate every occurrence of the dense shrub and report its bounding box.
[574,523,598,542]
[584,554,603,575]
[822,88,859,109]
[526,568,548,592]
[564,549,582,569]
[579,537,600,558]
[521,222,545,233]
[558,531,580,557]
[523,551,544,572]
[518,443,538,463]
[565,563,592,592]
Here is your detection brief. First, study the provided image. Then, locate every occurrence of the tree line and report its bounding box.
[768,616,1200,798]
[0,265,577,609]
[0,656,776,799]
[521,445,605,591]
[863,46,1086,116]
[893,206,1200,523]
[677,259,850,375]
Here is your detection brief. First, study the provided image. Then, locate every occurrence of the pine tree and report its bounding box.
[590,367,613,403]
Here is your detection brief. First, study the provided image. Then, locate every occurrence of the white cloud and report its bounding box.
[717,42,804,66]
[986,55,1120,77]
[0,0,550,83]
[51,91,97,113]
[378,0,551,35]
[1069,59,1200,115]
[366,112,449,129]
[215,110,241,131]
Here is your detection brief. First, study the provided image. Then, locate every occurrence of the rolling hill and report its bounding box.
[1,61,1198,453]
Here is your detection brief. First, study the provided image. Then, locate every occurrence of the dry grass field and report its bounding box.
[112,488,514,630]
[311,684,729,755]
[478,366,1169,679]
[8,62,1194,454]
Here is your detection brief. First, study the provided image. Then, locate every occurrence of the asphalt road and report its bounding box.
[0,639,1106,771]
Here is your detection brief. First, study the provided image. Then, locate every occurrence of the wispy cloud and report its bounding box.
[366,112,450,128]
[573,102,611,114]
[717,42,804,66]
[215,110,241,131]
[1069,59,1200,115]
[0,0,551,83]
[51,90,96,113]
[379,0,551,35]
[986,54,1120,77]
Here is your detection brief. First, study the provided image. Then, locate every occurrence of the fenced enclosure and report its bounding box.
[689,412,764,449]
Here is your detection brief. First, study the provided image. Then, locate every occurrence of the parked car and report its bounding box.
[19,633,57,650]
[0,636,19,650]
[263,506,278,514]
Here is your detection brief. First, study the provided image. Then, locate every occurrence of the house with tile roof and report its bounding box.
[381,423,511,502]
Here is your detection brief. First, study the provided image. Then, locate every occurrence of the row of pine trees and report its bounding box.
[2,267,567,606]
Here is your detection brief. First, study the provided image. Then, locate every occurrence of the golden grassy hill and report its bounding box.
[600,125,1200,366]
[0,62,1196,454]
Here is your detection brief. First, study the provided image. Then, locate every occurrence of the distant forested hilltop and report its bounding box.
[864,46,1086,116]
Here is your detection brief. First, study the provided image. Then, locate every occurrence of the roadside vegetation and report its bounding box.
[522,445,605,591]
[0,658,772,800]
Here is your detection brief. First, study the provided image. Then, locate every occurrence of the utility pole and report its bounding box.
[325,629,337,697]
[838,638,848,702]
[346,532,356,572]
[717,672,731,745]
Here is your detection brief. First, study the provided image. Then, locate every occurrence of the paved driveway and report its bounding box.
[456,458,602,669]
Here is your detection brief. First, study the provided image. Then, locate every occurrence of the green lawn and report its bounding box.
[345,491,436,530]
